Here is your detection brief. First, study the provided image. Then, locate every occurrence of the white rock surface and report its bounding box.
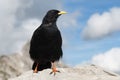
[0,42,68,80]
[9,65,120,80]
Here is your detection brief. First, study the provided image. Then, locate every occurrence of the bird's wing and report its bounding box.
[43,27,62,46]
[30,27,45,47]
[30,26,62,51]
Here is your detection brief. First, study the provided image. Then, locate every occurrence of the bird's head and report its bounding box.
[43,9,67,24]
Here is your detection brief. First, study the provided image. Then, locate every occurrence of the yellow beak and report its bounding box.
[58,11,67,15]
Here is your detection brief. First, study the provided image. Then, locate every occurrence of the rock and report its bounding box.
[0,53,32,80]
[9,65,120,80]
[0,42,33,80]
[0,42,68,80]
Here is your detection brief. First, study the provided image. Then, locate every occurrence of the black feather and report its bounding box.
[29,10,63,71]
[32,62,51,71]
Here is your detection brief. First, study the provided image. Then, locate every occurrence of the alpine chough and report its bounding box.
[29,10,66,74]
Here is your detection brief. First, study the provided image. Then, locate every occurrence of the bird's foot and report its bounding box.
[33,70,38,73]
[50,68,60,76]
[33,69,38,73]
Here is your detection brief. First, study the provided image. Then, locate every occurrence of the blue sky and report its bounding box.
[59,0,120,73]
[60,0,120,65]
[0,0,120,73]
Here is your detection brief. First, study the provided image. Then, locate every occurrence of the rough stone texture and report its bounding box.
[0,42,68,80]
[9,65,120,80]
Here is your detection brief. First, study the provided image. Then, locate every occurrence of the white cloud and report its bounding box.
[0,0,79,54]
[0,0,61,54]
[58,11,80,28]
[58,11,81,46]
[0,0,28,54]
[20,19,41,37]
[82,7,120,39]
[91,48,120,73]
[11,19,41,53]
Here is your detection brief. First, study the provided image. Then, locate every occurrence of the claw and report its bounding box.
[50,62,61,76]
[50,68,60,76]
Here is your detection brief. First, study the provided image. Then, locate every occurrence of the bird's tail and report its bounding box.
[32,61,51,71]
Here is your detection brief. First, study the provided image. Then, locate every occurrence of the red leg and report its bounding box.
[33,63,39,73]
[50,62,60,75]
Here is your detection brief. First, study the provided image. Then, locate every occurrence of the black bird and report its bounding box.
[29,10,66,74]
